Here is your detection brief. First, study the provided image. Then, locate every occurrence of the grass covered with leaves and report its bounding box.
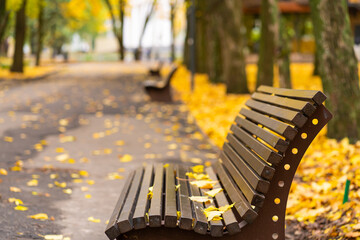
[172,64,360,239]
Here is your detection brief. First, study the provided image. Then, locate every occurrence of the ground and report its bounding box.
[0,62,217,240]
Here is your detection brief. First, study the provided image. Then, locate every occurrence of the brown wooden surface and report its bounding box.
[240,108,297,140]
[164,164,177,228]
[257,85,327,105]
[117,168,144,233]
[148,164,164,227]
[176,165,194,230]
[133,165,153,229]
[105,171,136,240]
[227,134,275,180]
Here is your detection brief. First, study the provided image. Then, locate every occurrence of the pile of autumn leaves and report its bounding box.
[171,65,360,238]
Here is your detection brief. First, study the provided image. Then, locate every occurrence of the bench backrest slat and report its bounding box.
[227,134,275,180]
[213,161,258,223]
[251,92,316,117]
[220,152,265,207]
[240,108,298,140]
[235,116,289,153]
[223,143,270,194]
[246,99,308,128]
[257,85,327,105]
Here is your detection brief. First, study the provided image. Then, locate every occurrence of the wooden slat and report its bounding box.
[223,142,270,194]
[164,164,177,228]
[176,165,193,230]
[206,167,241,235]
[200,190,223,237]
[257,85,327,105]
[117,168,144,233]
[252,92,316,117]
[105,171,136,240]
[148,164,164,227]
[220,152,265,207]
[246,99,308,128]
[227,134,275,180]
[188,167,208,235]
[230,124,282,165]
[240,108,298,140]
[212,161,258,223]
[235,116,289,153]
[132,164,153,229]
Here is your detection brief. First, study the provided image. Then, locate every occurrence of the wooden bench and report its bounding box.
[105,86,333,240]
[143,65,178,102]
[148,61,164,77]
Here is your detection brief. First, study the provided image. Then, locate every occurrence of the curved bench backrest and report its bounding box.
[215,85,332,238]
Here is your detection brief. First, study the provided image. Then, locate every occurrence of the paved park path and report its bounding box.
[0,62,218,240]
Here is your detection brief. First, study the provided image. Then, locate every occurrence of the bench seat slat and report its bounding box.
[257,85,327,105]
[133,164,153,229]
[235,116,289,153]
[213,161,258,223]
[177,165,194,230]
[105,170,136,240]
[251,92,316,117]
[246,99,308,128]
[164,164,177,228]
[230,124,282,165]
[223,143,270,194]
[200,191,224,237]
[148,164,164,227]
[188,167,209,235]
[220,152,265,207]
[117,168,144,233]
[227,134,274,181]
[206,167,241,235]
[240,108,297,140]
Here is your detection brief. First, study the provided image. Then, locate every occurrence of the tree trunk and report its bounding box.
[10,0,27,73]
[0,0,10,48]
[36,0,44,66]
[135,0,157,60]
[219,0,249,94]
[119,0,124,60]
[170,0,176,61]
[310,0,360,142]
[256,0,279,88]
[278,16,292,88]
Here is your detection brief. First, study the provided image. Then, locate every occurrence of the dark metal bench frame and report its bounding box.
[106,86,333,240]
[144,65,178,102]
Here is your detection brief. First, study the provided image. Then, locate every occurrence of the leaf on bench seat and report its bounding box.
[190,180,217,189]
[204,188,223,198]
[147,186,153,200]
[203,203,235,221]
[191,165,204,173]
[186,172,210,180]
[189,196,212,203]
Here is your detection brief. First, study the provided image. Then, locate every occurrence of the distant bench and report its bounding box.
[143,65,178,102]
[105,86,332,240]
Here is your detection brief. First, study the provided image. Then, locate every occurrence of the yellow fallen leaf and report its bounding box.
[10,186,21,192]
[104,148,112,154]
[60,135,76,143]
[4,136,13,142]
[79,170,89,177]
[14,205,28,211]
[54,181,66,188]
[163,163,169,168]
[50,174,58,179]
[119,154,133,162]
[175,184,180,191]
[191,165,204,173]
[27,179,38,187]
[204,188,223,198]
[186,172,210,180]
[67,158,76,164]
[59,119,69,126]
[44,235,64,240]
[81,186,89,192]
[71,173,80,178]
[10,166,22,171]
[115,140,125,146]
[8,198,23,205]
[63,189,72,194]
[107,172,124,180]
[72,179,83,183]
[177,211,181,220]
[189,196,212,203]
[85,194,92,199]
[190,180,217,189]
[86,180,95,185]
[0,168,8,175]
[88,216,101,223]
[204,210,223,221]
[218,203,235,212]
[28,213,48,220]
[56,154,69,162]
[118,168,125,172]
[56,147,65,153]
[147,186,153,200]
